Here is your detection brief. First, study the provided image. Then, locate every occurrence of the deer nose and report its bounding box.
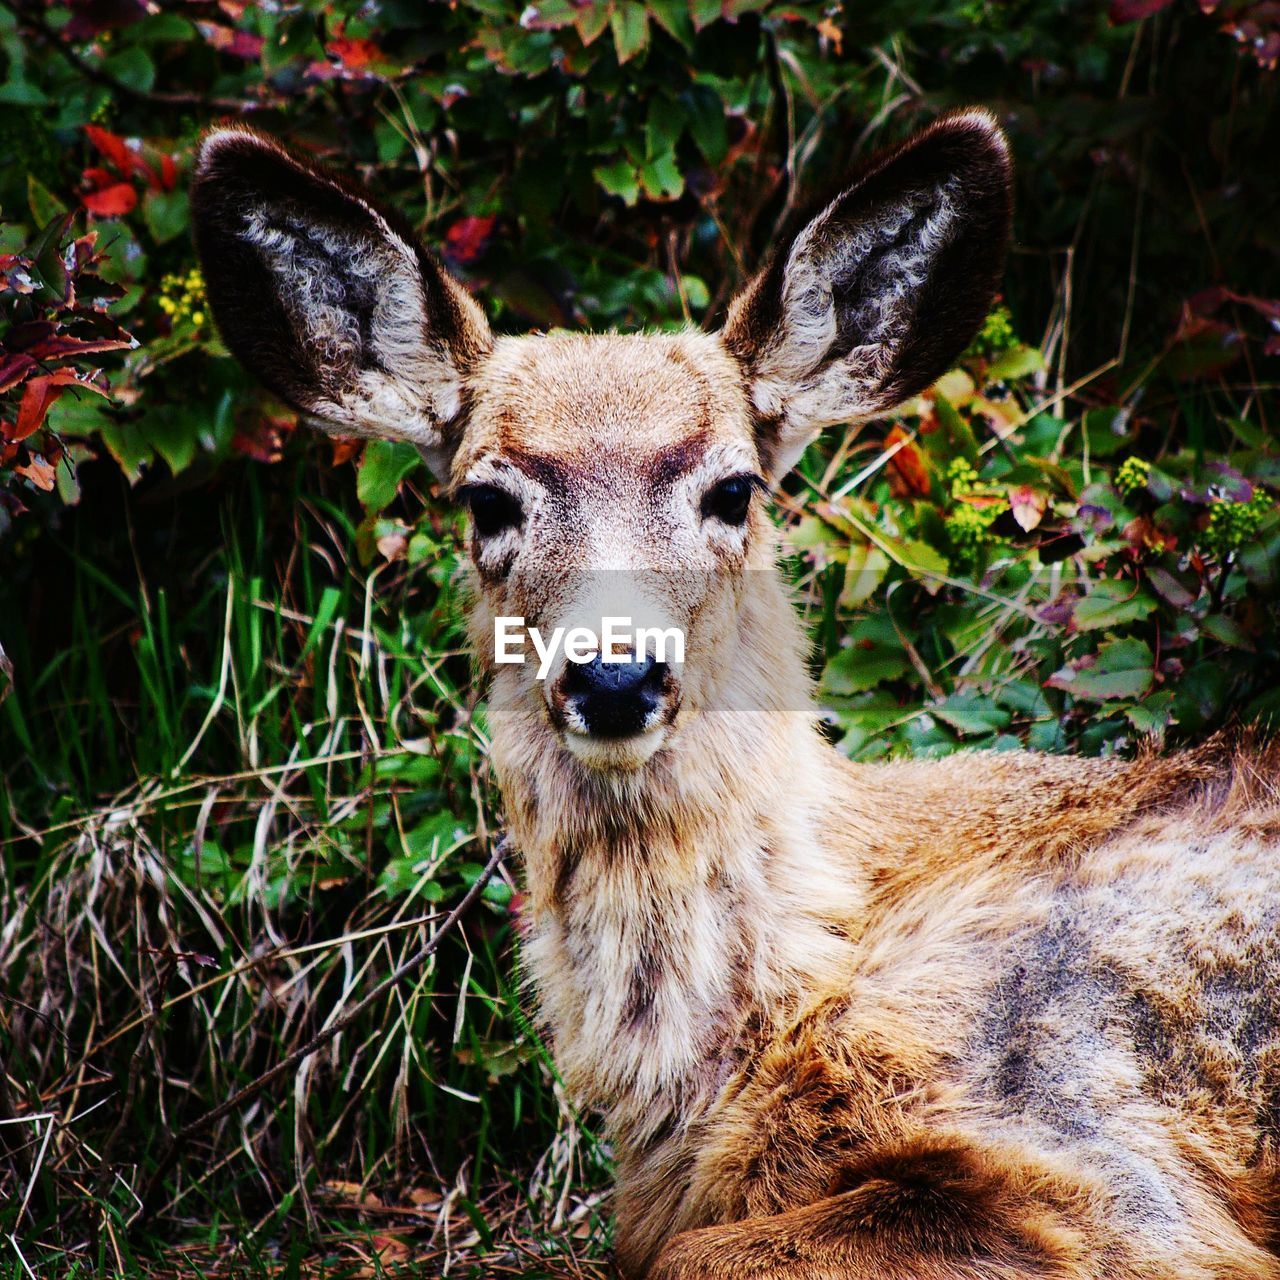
[561,653,668,739]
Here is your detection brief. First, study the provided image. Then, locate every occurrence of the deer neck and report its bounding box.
[488,568,868,1140]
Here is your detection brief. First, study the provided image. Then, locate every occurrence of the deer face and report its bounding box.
[192,112,1011,773]
[453,330,772,770]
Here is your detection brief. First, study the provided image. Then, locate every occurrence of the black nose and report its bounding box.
[562,653,668,738]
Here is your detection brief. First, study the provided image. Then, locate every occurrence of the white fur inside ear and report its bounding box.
[757,177,959,453]
[239,201,463,449]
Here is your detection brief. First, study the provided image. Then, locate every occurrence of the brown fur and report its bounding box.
[192,112,1280,1279]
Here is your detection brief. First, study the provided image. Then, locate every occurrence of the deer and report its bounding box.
[191,110,1280,1280]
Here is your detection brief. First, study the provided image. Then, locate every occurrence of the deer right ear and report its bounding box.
[722,109,1012,479]
[191,128,492,480]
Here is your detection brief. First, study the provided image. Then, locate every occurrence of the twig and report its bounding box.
[129,834,510,1228]
[1210,553,1234,612]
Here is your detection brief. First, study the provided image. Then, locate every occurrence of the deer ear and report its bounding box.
[191,127,492,480]
[722,109,1012,478]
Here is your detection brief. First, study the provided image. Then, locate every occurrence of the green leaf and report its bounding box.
[682,84,728,164]
[299,586,341,661]
[405,811,472,861]
[682,275,710,310]
[1122,690,1175,734]
[356,440,421,511]
[518,0,578,29]
[143,189,189,244]
[1046,637,1153,701]
[27,174,65,227]
[574,3,612,43]
[931,693,1011,737]
[1084,406,1134,457]
[1145,564,1199,609]
[54,451,82,505]
[1200,612,1254,650]
[640,150,683,200]
[45,392,110,438]
[986,344,1044,382]
[840,542,890,608]
[128,12,198,42]
[1239,528,1280,589]
[1071,579,1157,631]
[931,390,979,461]
[787,515,845,554]
[0,79,46,106]
[880,530,951,583]
[143,409,198,475]
[821,618,912,695]
[830,690,903,758]
[610,2,649,62]
[593,157,640,206]
[647,0,695,47]
[645,94,684,159]
[690,0,721,30]
[98,421,155,485]
[103,46,156,94]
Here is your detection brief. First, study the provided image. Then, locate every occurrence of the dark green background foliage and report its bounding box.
[0,0,1278,1273]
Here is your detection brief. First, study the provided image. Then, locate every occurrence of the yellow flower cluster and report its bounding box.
[157,268,206,327]
[946,456,980,497]
[1114,456,1151,498]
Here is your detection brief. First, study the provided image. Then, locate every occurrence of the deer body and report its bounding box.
[494,532,1280,1279]
[193,112,1280,1278]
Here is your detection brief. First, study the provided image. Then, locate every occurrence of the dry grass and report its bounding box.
[1,782,613,1277]
[0,477,614,1277]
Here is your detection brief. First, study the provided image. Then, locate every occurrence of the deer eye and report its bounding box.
[701,474,761,526]
[460,484,523,538]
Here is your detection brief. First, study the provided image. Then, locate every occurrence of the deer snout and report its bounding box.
[560,653,669,739]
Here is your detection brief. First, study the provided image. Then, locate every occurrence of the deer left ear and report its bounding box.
[191,127,493,480]
[722,109,1012,478]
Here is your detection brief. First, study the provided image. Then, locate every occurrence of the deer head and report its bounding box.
[192,112,1011,778]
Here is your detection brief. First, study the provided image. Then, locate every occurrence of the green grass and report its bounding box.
[0,462,612,1277]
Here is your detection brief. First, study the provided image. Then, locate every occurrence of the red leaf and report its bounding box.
[0,353,36,394]
[11,370,109,441]
[327,34,382,69]
[0,256,36,294]
[160,153,177,192]
[15,456,57,492]
[86,125,163,190]
[884,424,931,498]
[1109,0,1175,20]
[27,333,132,361]
[83,182,138,216]
[64,0,148,39]
[1166,311,1241,380]
[14,378,66,440]
[84,124,135,173]
[1008,484,1048,532]
[231,407,296,463]
[196,21,265,58]
[443,215,497,265]
[1123,515,1177,554]
[330,437,362,467]
[5,320,56,351]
